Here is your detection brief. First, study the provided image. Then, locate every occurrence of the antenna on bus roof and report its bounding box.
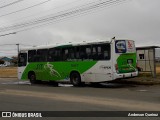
[110,36,115,44]
[112,37,115,39]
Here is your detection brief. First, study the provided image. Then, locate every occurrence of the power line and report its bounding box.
[0,0,128,33]
[0,0,25,9]
[0,49,16,51]
[0,0,82,27]
[0,0,53,18]
[0,0,131,37]
[0,51,16,54]
[0,0,105,32]
[0,43,18,46]
[0,0,125,36]
[0,32,16,37]
[0,0,97,29]
[0,43,35,46]
[0,0,124,31]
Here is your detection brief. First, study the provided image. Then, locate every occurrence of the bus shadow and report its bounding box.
[15,80,137,89]
[86,82,137,89]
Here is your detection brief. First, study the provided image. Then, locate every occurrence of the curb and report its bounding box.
[110,77,160,85]
[0,77,17,78]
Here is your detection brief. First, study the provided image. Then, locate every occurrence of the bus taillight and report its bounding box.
[115,64,118,72]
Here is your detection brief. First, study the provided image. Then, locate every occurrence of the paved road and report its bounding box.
[0,78,160,119]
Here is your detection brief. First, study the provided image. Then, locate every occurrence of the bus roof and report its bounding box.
[21,39,111,51]
[20,39,133,51]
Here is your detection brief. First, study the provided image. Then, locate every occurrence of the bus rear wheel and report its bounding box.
[70,72,81,87]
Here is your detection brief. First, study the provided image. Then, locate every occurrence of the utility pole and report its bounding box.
[16,43,19,84]
[16,43,19,55]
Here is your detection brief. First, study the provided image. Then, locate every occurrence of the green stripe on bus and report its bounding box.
[117,53,137,73]
[21,61,97,81]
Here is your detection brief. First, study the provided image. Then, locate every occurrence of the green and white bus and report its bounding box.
[18,39,138,86]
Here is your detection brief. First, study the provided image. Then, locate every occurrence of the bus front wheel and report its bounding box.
[70,72,81,87]
[29,73,36,84]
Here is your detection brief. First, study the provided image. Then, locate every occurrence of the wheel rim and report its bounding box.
[30,74,36,83]
[72,75,79,84]
[31,75,35,81]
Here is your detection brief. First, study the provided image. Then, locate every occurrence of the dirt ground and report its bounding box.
[0,67,17,78]
[157,67,160,73]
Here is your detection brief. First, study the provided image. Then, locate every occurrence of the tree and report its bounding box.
[11,56,18,66]
[0,60,4,64]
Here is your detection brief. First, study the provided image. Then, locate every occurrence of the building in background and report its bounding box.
[155,48,160,62]
[136,46,160,78]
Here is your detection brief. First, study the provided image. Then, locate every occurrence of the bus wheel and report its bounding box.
[70,72,81,87]
[29,73,36,84]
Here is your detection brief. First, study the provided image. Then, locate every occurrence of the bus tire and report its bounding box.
[70,72,81,87]
[29,73,36,84]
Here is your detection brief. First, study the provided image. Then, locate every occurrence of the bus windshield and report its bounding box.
[18,53,27,67]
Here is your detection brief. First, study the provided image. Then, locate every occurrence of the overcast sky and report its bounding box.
[0,0,160,56]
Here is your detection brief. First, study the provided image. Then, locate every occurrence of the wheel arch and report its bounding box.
[70,70,81,79]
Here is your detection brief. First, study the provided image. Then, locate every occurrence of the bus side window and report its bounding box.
[48,48,55,62]
[86,46,92,60]
[80,46,87,60]
[92,44,111,60]
[54,48,62,61]
[92,46,97,60]
[97,46,103,60]
[28,50,36,62]
[37,49,48,62]
[68,47,75,60]
[75,47,80,59]
[62,48,69,61]
[103,44,110,60]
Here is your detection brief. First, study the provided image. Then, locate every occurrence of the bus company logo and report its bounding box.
[44,62,61,77]
[99,65,111,70]
[128,41,133,48]
[127,40,135,52]
[2,112,11,117]
[115,40,126,53]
